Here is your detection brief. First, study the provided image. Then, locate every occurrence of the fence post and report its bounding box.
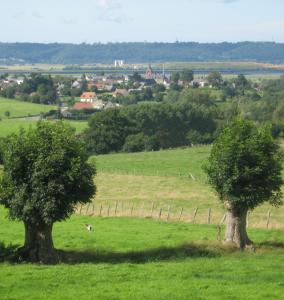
[99,204,103,217]
[207,208,211,224]
[92,204,95,216]
[130,203,134,216]
[158,208,163,220]
[167,206,171,221]
[79,204,83,214]
[266,210,271,229]
[192,208,198,223]
[178,208,184,221]
[115,201,118,216]
[107,204,110,217]
[86,203,90,214]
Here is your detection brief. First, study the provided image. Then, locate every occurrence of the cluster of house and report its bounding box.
[61,91,120,117]
[59,65,213,116]
[0,77,25,89]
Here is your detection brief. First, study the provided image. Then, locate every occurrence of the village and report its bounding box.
[0,63,210,119]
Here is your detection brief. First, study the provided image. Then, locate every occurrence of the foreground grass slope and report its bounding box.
[1,207,284,299]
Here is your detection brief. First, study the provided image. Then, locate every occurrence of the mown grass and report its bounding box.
[1,207,284,299]
[0,97,56,118]
[93,146,210,181]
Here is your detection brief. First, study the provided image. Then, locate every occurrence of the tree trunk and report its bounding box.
[19,222,58,264]
[224,208,253,249]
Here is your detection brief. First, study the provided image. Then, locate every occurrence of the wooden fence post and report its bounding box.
[99,204,103,217]
[79,204,83,214]
[178,208,184,221]
[107,204,110,217]
[167,206,171,221]
[115,201,118,216]
[92,204,95,216]
[86,203,90,214]
[192,208,198,223]
[207,208,211,224]
[158,208,163,220]
[130,203,134,216]
[266,210,271,229]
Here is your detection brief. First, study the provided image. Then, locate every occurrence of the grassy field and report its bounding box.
[0,118,88,137]
[1,206,284,299]
[0,97,88,136]
[0,97,56,118]
[91,145,284,229]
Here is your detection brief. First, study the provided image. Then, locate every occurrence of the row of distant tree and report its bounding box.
[1,42,284,63]
[0,74,57,104]
[82,74,284,154]
[83,100,218,154]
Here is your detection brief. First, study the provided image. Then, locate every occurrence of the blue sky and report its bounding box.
[2,0,284,43]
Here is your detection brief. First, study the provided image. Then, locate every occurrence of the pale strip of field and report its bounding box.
[84,172,284,229]
[2,61,284,72]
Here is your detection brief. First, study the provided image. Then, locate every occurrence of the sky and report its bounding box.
[1,0,284,43]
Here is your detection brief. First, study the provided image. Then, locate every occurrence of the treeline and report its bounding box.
[84,101,217,154]
[1,42,284,64]
[83,76,284,155]
[0,74,57,104]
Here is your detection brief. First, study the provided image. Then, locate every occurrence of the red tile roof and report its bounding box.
[80,92,97,98]
[73,102,94,110]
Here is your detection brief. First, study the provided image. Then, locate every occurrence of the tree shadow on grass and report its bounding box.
[58,243,222,265]
[258,240,284,249]
[0,241,20,262]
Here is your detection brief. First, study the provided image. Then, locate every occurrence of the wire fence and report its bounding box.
[76,201,283,230]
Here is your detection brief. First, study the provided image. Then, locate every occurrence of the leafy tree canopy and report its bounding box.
[205,118,283,211]
[0,121,96,225]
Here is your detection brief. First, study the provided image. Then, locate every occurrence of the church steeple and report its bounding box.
[145,64,155,79]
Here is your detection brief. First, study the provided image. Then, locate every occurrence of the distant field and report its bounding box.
[93,146,210,180]
[0,118,88,137]
[0,97,56,118]
[1,206,284,299]
[92,145,284,229]
[1,62,284,78]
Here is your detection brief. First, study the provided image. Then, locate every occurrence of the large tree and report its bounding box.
[204,118,283,248]
[0,122,96,263]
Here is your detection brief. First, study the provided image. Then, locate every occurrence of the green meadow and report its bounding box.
[0,98,284,299]
[1,206,284,300]
[0,118,88,137]
[0,97,56,118]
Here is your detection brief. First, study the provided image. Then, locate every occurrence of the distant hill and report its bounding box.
[1,42,284,64]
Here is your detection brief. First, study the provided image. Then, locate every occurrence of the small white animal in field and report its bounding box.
[85,224,93,231]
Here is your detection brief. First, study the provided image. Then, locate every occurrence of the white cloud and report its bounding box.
[96,0,121,10]
[96,0,124,23]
